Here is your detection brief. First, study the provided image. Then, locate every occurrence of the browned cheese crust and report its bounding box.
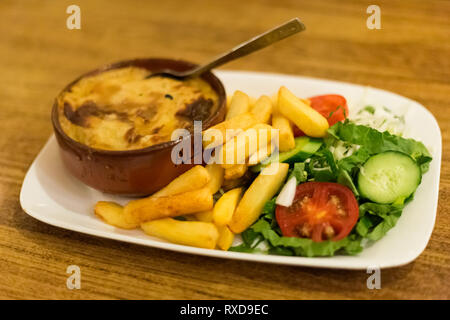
[58,67,219,150]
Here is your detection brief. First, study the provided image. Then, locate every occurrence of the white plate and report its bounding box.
[20,70,442,269]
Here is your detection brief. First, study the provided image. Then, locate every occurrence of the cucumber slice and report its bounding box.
[358,151,421,204]
[250,137,322,172]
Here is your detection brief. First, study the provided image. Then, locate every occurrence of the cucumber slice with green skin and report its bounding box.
[250,137,322,172]
[358,151,421,204]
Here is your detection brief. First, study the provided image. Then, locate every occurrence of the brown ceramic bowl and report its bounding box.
[52,58,226,196]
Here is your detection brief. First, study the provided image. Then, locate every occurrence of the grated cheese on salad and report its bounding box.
[330,105,407,161]
[351,105,406,136]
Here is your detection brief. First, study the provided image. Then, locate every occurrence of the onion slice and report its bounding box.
[276,176,297,207]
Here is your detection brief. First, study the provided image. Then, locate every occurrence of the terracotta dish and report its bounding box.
[51,58,226,196]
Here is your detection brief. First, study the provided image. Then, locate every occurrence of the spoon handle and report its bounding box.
[186,18,306,78]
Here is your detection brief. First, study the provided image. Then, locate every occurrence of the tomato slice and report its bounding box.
[275,182,359,242]
[293,94,349,137]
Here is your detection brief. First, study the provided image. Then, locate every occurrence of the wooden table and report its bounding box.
[0,0,448,300]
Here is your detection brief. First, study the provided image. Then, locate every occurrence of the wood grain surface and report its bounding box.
[0,0,449,300]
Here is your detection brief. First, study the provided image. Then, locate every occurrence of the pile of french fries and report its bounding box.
[95,86,329,250]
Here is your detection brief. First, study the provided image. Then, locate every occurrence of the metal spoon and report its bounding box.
[146,18,305,79]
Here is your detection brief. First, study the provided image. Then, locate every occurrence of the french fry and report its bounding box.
[226,90,250,120]
[202,112,258,149]
[94,201,140,229]
[250,95,272,124]
[204,164,224,194]
[217,226,235,251]
[95,165,210,229]
[213,187,242,226]
[195,210,214,222]
[278,86,329,137]
[229,163,289,233]
[271,113,295,151]
[273,92,309,108]
[219,123,275,169]
[248,142,276,165]
[224,164,247,180]
[270,93,278,112]
[124,187,213,222]
[141,218,219,249]
[301,98,311,106]
[152,165,210,197]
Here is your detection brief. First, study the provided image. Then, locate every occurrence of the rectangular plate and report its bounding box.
[20,70,442,269]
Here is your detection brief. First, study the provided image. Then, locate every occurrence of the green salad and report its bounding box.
[230,108,432,257]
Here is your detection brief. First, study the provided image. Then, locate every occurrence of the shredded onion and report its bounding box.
[276,176,297,207]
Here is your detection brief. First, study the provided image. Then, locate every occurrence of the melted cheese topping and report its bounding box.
[58,67,219,150]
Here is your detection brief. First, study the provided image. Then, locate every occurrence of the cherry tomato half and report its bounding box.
[275,182,359,242]
[293,94,349,137]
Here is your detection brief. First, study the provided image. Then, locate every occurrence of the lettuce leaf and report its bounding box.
[231,198,363,257]
[328,121,432,172]
[336,168,359,196]
[306,148,337,182]
[288,162,308,183]
[337,147,371,173]
[251,219,363,257]
[356,202,404,241]
[261,198,277,220]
